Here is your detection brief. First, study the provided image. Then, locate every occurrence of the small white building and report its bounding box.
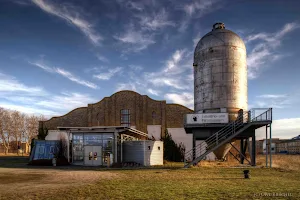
[122,141,164,166]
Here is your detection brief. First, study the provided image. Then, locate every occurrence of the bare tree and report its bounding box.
[0,107,46,154]
[0,108,13,154]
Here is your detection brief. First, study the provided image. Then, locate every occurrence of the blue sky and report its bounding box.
[0,0,299,139]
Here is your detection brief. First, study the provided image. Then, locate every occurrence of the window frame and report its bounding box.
[120,109,130,127]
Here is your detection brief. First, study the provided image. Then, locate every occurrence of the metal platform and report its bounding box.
[183,108,272,168]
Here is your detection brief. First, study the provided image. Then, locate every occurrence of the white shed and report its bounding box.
[122,141,164,166]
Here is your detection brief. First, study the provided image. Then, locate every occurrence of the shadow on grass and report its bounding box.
[0,156,185,171]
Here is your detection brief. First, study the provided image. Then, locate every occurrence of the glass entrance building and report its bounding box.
[54,126,148,166]
[72,133,114,166]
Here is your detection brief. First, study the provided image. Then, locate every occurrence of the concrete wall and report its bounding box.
[167,128,193,152]
[195,140,216,161]
[148,141,163,166]
[147,125,162,140]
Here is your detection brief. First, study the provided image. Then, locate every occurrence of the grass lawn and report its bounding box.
[0,155,299,199]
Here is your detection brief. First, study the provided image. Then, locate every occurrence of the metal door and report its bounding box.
[84,146,102,166]
[92,146,102,166]
[84,146,94,166]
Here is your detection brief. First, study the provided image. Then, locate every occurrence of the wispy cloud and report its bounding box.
[253,94,291,109]
[114,28,156,52]
[179,0,219,32]
[163,49,186,74]
[165,92,194,109]
[29,61,98,89]
[95,54,109,63]
[257,94,287,99]
[129,65,143,71]
[36,92,96,111]
[55,68,98,89]
[94,67,123,80]
[116,83,137,92]
[117,49,193,95]
[246,22,300,79]
[0,72,97,116]
[183,0,217,16]
[31,0,102,46]
[147,88,160,96]
[256,118,300,139]
[136,9,175,31]
[11,0,30,6]
[126,1,144,11]
[0,72,46,96]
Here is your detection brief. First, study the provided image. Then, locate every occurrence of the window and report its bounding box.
[152,111,156,119]
[148,146,151,150]
[158,146,160,150]
[121,109,130,127]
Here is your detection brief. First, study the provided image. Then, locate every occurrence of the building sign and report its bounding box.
[186,113,229,124]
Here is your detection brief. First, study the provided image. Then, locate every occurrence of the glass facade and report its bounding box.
[72,132,114,166]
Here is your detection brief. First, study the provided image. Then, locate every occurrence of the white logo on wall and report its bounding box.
[187,113,229,124]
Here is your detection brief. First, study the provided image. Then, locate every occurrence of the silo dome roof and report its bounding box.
[195,23,246,52]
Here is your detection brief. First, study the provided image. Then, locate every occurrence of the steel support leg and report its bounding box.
[240,139,244,164]
[251,133,256,166]
[266,125,268,167]
[270,123,272,168]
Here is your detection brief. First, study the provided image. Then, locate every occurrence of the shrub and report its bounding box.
[161,130,185,162]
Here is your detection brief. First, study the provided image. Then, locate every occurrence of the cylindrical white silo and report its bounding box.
[194,23,248,121]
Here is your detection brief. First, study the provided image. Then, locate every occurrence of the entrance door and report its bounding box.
[84,146,102,166]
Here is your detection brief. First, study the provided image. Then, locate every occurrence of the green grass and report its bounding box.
[0,167,299,200]
[0,155,299,199]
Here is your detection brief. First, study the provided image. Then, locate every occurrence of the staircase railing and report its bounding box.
[184,108,272,167]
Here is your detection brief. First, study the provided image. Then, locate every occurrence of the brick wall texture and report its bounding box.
[40,90,193,135]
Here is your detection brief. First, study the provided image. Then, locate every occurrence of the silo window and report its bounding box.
[148,146,151,150]
[209,47,214,53]
[158,146,161,150]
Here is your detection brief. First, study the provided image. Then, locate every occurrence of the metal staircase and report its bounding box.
[184,108,272,168]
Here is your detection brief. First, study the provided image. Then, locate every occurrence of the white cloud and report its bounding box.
[94,67,123,80]
[257,94,287,99]
[179,0,219,32]
[165,92,194,109]
[36,92,96,111]
[31,0,102,46]
[147,89,160,96]
[0,72,97,117]
[114,28,155,52]
[129,65,143,71]
[0,72,46,96]
[0,102,59,116]
[116,83,137,92]
[163,49,186,73]
[95,54,109,63]
[126,1,144,11]
[256,118,300,139]
[252,94,291,109]
[246,22,300,79]
[54,68,98,89]
[29,61,98,89]
[137,9,175,31]
[183,0,216,16]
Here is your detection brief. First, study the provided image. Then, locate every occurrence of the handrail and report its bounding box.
[184,108,272,166]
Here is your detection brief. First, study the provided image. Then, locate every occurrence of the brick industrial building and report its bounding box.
[39,90,194,150]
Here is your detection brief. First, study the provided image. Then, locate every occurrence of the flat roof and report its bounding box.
[57,126,149,139]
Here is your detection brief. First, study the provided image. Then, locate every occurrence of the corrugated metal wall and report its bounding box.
[123,141,145,165]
